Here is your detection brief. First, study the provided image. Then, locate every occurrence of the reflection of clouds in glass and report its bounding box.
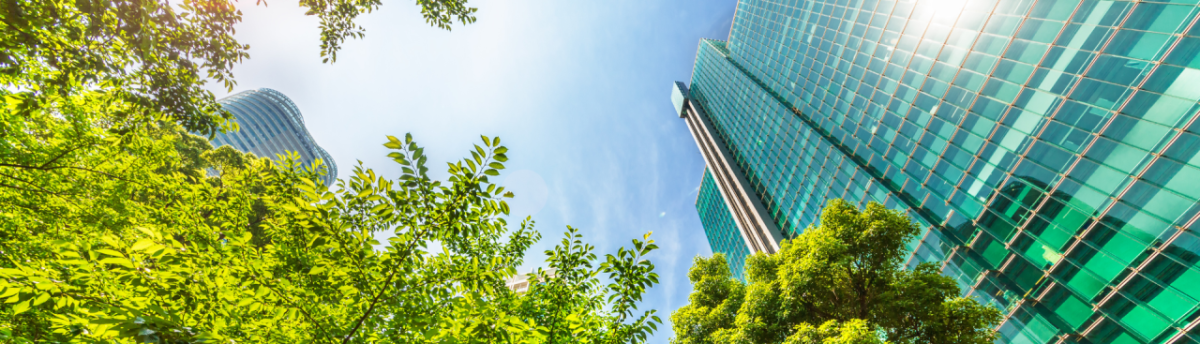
[502,169,550,219]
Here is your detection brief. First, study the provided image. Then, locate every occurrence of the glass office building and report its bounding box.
[672,0,1200,342]
[213,88,338,186]
[697,169,753,278]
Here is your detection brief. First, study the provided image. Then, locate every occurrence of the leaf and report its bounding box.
[32,293,50,306]
[484,169,499,176]
[488,162,504,169]
[237,298,255,307]
[384,135,403,149]
[255,286,269,298]
[309,266,326,275]
[131,239,156,251]
[11,300,30,315]
[96,249,124,257]
[99,258,134,269]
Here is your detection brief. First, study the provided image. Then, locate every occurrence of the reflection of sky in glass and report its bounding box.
[685,0,1200,342]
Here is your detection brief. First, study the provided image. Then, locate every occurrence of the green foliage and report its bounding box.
[0,0,480,262]
[785,320,881,344]
[0,0,664,341]
[0,133,663,343]
[670,199,1002,344]
[669,254,743,344]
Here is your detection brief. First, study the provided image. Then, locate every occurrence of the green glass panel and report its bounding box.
[1053,259,1109,299]
[1086,55,1151,86]
[1104,202,1173,244]
[1057,24,1114,51]
[1070,240,1125,282]
[973,230,1011,269]
[1088,321,1142,344]
[1120,91,1197,128]
[995,59,1036,84]
[1104,292,1173,341]
[1016,19,1065,44]
[1084,138,1150,175]
[1041,285,1093,329]
[1003,305,1061,344]
[1123,3,1197,34]
[1071,78,1131,110]
[1103,115,1171,153]
[1104,30,1176,61]
[1143,255,1200,301]
[1166,37,1200,69]
[1122,274,1197,322]
[1043,47,1095,75]
[1142,66,1200,103]
[1072,0,1132,27]
[1120,180,1193,223]
[1005,40,1051,65]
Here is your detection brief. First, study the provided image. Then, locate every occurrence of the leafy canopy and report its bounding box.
[670,199,1002,344]
[1,132,664,343]
[1,0,666,340]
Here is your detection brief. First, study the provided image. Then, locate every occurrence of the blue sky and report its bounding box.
[209,0,736,341]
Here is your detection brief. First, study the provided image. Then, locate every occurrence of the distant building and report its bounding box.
[505,269,556,294]
[673,0,1200,343]
[212,88,337,186]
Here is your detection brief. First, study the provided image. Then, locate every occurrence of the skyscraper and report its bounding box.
[673,0,1200,343]
[213,88,338,186]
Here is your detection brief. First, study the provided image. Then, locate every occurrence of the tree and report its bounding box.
[2,0,667,341]
[671,199,1002,344]
[668,254,743,344]
[1,0,478,235]
[1,133,663,343]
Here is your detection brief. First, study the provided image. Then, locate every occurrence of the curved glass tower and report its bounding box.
[674,0,1200,343]
[212,88,338,186]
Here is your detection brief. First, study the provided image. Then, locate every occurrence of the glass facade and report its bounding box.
[213,88,338,186]
[679,0,1200,342]
[697,168,752,279]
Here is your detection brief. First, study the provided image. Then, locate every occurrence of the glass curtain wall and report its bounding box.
[211,88,339,186]
[682,0,1200,342]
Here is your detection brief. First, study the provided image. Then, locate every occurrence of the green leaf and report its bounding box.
[384,136,403,149]
[11,300,30,315]
[237,298,255,307]
[96,249,124,257]
[488,162,504,169]
[131,239,156,251]
[484,169,499,176]
[99,258,134,269]
[31,293,50,306]
[309,266,326,275]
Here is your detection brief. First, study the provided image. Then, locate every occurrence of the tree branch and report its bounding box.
[341,260,401,344]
